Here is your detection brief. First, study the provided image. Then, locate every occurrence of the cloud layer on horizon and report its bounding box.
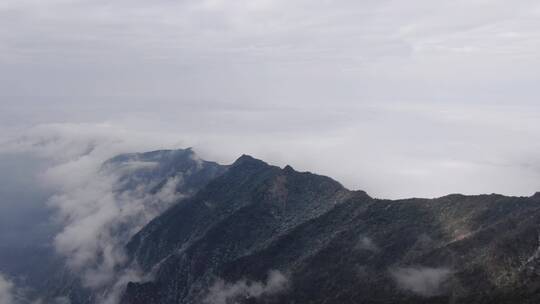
[2,1,540,198]
[2,0,540,105]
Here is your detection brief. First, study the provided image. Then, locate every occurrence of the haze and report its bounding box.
[2,0,540,198]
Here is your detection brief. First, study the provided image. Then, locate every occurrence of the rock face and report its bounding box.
[119,154,540,304]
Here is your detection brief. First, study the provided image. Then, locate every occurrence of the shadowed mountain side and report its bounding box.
[216,195,540,304]
[122,155,353,303]
[120,154,540,304]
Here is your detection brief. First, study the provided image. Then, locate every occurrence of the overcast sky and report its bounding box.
[2,0,540,198]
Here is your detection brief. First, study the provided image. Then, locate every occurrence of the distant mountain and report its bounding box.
[102,148,228,196]
[118,154,540,304]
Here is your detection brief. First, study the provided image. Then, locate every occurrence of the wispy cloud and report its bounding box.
[2,1,540,199]
[204,270,289,304]
[0,273,14,304]
[355,236,380,253]
[0,123,188,302]
[390,266,452,297]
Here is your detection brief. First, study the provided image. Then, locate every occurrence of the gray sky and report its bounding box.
[2,0,540,198]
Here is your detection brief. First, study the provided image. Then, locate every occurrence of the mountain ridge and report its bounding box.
[116,150,540,304]
[21,148,540,304]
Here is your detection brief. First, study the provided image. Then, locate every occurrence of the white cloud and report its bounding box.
[5,101,540,202]
[2,1,540,200]
[204,270,289,304]
[0,273,14,304]
[51,170,185,289]
[0,123,190,301]
[355,236,379,253]
[390,266,452,297]
[2,0,540,105]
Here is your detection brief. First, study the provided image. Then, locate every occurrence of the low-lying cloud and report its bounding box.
[51,167,184,289]
[0,273,14,304]
[390,266,452,297]
[204,270,289,304]
[0,123,187,302]
[355,236,380,253]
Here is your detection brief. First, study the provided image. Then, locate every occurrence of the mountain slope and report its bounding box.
[122,155,352,303]
[119,154,540,304]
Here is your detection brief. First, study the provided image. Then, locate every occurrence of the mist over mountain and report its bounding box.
[2,143,538,304]
[0,127,225,303]
[2,1,540,303]
[42,148,228,304]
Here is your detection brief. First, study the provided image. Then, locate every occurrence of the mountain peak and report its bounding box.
[283,165,295,173]
[232,154,269,168]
